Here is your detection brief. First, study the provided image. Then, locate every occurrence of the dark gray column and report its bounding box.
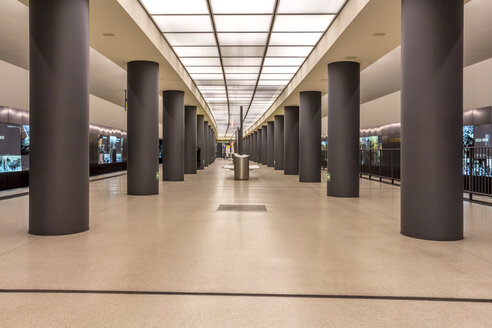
[211,127,214,163]
[327,62,360,197]
[251,131,258,162]
[299,91,322,182]
[208,125,212,165]
[208,126,213,164]
[252,132,255,161]
[210,129,213,161]
[212,129,215,162]
[203,121,209,167]
[274,115,284,170]
[250,133,253,161]
[284,106,299,175]
[238,106,244,154]
[267,122,275,167]
[257,129,263,163]
[197,115,204,170]
[163,90,185,181]
[127,61,159,196]
[261,126,268,165]
[256,131,259,162]
[401,0,463,241]
[207,127,210,162]
[249,135,252,156]
[185,106,197,174]
[29,0,90,235]
[210,127,213,163]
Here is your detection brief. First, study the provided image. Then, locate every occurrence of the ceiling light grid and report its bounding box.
[140,0,347,137]
[241,0,347,133]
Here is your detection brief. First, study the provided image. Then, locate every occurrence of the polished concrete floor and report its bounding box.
[0,159,491,327]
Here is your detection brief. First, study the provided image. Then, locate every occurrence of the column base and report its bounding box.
[400,231,463,242]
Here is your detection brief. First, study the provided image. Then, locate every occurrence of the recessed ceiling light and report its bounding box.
[373,32,386,37]
[102,33,116,37]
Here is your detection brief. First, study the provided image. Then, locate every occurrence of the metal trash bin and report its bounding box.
[233,154,249,180]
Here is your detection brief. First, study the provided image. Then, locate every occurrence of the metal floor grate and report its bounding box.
[217,205,267,212]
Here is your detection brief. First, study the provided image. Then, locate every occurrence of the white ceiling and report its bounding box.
[0,0,127,108]
[360,0,492,105]
[1,0,490,137]
[140,0,347,136]
[2,0,219,134]
[245,0,490,135]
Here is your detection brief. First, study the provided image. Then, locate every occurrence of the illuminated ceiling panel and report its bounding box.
[215,15,271,32]
[140,0,347,137]
[190,73,224,80]
[180,57,221,66]
[222,57,263,66]
[221,46,265,57]
[225,73,259,80]
[262,66,300,73]
[218,33,268,46]
[260,73,295,80]
[269,33,324,46]
[263,57,306,66]
[277,0,345,14]
[186,66,223,74]
[224,66,261,74]
[174,46,219,57]
[164,33,216,46]
[141,0,209,14]
[210,0,276,14]
[273,15,335,32]
[265,46,313,57]
[153,16,213,32]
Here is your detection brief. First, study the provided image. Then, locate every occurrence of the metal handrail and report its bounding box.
[357,147,492,198]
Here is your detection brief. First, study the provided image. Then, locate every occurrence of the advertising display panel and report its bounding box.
[463,125,474,147]
[474,124,492,147]
[0,123,21,173]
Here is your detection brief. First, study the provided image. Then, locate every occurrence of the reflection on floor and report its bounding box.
[0,159,491,327]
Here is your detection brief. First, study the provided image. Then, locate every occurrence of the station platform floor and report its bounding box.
[0,159,491,327]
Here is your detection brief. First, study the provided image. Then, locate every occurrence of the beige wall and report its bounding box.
[2,54,491,133]
[0,58,130,131]
[359,57,492,129]
[464,57,492,111]
[0,59,28,111]
[89,95,126,130]
[360,91,401,129]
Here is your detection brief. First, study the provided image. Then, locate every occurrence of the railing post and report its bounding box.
[469,147,474,196]
[485,147,492,195]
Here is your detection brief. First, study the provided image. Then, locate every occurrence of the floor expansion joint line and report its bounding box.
[0,289,491,303]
